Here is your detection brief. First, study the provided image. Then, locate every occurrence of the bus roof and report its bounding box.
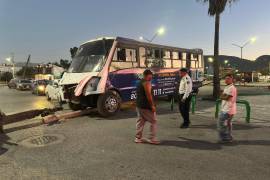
[82,36,203,54]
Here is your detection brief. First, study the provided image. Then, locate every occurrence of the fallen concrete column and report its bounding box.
[0,110,5,133]
[43,108,94,124]
[0,107,63,133]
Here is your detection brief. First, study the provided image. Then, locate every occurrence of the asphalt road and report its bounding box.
[0,85,270,179]
[1,84,269,115]
[1,107,270,180]
[0,86,53,115]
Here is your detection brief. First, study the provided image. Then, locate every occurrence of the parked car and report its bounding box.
[8,79,19,89]
[31,79,51,95]
[16,79,32,90]
[45,79,66,103]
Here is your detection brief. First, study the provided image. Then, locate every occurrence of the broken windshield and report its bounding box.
[68,39,114,73]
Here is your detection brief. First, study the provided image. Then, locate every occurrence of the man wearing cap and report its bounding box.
[178,68,193,128]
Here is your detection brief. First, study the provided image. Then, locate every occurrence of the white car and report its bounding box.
[45,80,66,103]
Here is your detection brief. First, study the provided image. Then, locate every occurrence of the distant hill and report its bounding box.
[1,62,40,67]
[204,55,270,73]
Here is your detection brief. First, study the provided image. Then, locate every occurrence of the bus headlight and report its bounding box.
[83,77,101,95]
[38,85,45,91]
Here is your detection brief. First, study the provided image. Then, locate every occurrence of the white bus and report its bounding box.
[60,37,204,116]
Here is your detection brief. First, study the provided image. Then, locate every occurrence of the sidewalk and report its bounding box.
[194,95,270,127]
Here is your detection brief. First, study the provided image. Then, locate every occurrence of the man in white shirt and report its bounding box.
[219,74,237,143]
[178,68,193,128]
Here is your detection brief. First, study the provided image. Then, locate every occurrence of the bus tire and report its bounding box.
[97,90,121,117]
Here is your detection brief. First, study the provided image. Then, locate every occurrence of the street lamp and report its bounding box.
[232,37,257,60]
[5,54,15,78]
[6,57,11,62]
[208,57,213,63]
[139,26,166,43]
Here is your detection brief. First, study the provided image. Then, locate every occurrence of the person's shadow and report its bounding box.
[161,137,222,150]
[161,137,270,151]
[0,133,17,156]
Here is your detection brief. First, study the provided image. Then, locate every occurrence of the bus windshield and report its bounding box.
[68,39,114,73]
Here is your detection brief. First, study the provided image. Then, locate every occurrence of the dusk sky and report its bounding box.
[0,0,269,63]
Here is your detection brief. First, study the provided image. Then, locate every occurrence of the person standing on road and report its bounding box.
[218,74,237,143]
[135,69,160,145]
[178,68,193,128]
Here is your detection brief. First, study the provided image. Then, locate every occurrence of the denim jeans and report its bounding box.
[218,112,233,141]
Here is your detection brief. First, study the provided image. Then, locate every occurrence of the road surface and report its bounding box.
[1,85,270,179]
[0,86,53,115]
[1,106,270,180]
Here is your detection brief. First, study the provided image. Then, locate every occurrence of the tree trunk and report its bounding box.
[213,13,221,99]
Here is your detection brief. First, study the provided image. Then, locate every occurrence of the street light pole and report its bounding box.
[232,37,256,60]
[5,53,15,78]
[139,27,165,43]
[139,36,151,43]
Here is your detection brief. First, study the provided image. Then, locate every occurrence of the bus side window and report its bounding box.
[154,49,160,59]
[126,49,137,62]
[182,52,187,68]
[191,61,196,68]
[186,53,191,68]
[139,47,146,67]
[163,50,172,68]
[172,51,181,68]
[148,48,166,68]
[147,49,154,59]
[117,48,126,61]
[191,54,199,68]
[146,48,155,67]
[110,48,138,72]
[198,54,202,68]
[186,53,191,60]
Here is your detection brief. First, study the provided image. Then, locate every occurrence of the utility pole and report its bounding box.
[23,55,31,79]
[11,53,15,78]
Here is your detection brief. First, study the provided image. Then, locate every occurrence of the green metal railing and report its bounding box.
[215,99,251,123]
[170,94,197,114]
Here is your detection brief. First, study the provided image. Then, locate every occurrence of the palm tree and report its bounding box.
[200,0,236,99]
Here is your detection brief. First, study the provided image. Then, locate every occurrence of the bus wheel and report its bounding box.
[97,90,121,117]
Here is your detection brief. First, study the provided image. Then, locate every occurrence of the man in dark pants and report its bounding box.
[178,68,193,128]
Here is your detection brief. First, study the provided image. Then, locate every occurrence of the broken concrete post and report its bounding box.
[0,107,63,133]
[0,110,5,133]
[43,108,94,124]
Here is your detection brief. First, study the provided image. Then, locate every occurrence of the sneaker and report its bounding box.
[218,139,233,144]
[134,138,143,143]
[180,123,190,129]
[148,138,161,145]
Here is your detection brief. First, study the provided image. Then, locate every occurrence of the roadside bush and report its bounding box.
[0,72,13,82]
